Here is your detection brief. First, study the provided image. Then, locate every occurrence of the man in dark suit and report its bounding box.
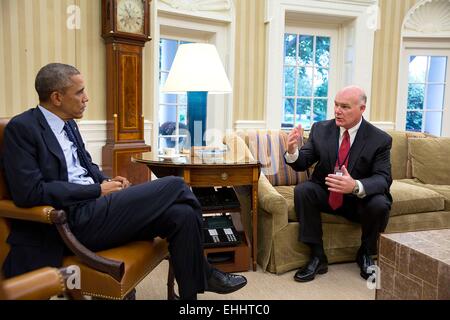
[1,63,247,300]
[285,85,392,282]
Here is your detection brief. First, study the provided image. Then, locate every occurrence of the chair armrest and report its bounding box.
[0,200,53,224]
[50,210,124,282]
[1,267,66,300]
[0,200,124,282]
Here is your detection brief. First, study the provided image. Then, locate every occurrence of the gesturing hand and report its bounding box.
[287,124,303,154]
[324,165,356,194]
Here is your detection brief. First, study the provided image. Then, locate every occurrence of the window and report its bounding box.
[405,55,448,135]
[282,30,334,130]
[398,44,450,137]
[158,38,192,151]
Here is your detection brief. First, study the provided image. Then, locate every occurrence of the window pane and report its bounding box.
[407,84,425,110]
[425,112,442,136]
[160,93,177,104]
[284,67,296,96]
[426,84,445,110]
[313,99,327,121]
[408,56,427,83]
[178,94,187,105]
[160,39,178,71]
[406,111,423,132]
[284,34,297,66]
[159,105,177,124]
[298,67,313,97]
[314,68,329,97]
[283,98,295,126]
[315,37,330,67]
[428,57,447,83]
[298,35,313,66]
[179,105,187,124]
[297,98,311,129]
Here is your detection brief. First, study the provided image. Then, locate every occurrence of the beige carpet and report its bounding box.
[135,260,376,300]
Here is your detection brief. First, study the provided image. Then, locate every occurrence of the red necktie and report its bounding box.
[328,130,350,210]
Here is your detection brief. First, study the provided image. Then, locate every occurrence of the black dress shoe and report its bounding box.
[206,268,247,294]
[356,252,376,280]
[294,256,328,282]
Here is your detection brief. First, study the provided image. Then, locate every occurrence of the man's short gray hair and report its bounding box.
[359,92,367,105]
[35,63,80,102]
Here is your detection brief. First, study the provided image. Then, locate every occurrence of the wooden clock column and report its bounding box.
[101,0,152,184]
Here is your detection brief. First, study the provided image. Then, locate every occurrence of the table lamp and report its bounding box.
[161,43,232,147]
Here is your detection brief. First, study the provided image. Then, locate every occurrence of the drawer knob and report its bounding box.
[221,172,229,180]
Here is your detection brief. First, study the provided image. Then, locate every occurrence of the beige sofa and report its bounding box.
[225,130,450,274]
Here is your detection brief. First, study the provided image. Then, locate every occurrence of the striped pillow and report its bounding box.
[237,130,308,186]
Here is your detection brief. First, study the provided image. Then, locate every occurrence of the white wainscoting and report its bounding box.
[77,120,153,170]
[370,121,395,131]
[233,120,266,131]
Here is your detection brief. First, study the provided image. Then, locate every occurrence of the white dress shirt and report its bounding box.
[285,118,366,198]
[38,106,94,185]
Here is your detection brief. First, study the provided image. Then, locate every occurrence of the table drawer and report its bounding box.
[189,168,253,186]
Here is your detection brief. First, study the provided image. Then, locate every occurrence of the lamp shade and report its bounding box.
[162,43,232,94]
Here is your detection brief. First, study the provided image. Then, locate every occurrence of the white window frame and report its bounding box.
[284,24,339,126]
[265,0,377,130]
[152,3,235,151]
[396,40,450,137]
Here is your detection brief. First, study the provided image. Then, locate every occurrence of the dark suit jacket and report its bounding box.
[2,107,108,277]
[287,118,393,202]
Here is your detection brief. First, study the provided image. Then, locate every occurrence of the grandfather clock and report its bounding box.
[101,0,151,184]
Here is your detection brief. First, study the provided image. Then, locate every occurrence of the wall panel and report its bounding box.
[233,0,266,122]
[371,0,417,122]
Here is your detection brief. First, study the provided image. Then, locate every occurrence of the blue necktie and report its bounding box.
[63,122,96,182]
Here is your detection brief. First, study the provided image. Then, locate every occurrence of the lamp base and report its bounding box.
[187,91,208,147]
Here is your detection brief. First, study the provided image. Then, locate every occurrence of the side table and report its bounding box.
[132,152,261,271]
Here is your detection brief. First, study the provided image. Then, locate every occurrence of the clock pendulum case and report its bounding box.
[101,0,152,184]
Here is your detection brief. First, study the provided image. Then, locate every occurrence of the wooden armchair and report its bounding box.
[0,118,175,300]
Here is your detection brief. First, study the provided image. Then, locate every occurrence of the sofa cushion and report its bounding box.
[409,137,450,185]
[400,179,450,211]
[390,180,445,216]
[238,130,308,186]
[275,180,445,223]
[386,130,428,180]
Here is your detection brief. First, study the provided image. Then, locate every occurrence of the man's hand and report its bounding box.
[325,165,356,194]
[100,180,123,196]
[100,176,131,196]
[287,124,303,154]
[111,176,131,189]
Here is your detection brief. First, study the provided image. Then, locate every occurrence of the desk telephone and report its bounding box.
[193,187,242,248]
[203,214,241,248]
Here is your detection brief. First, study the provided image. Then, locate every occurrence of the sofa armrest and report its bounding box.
[258,174,289,232]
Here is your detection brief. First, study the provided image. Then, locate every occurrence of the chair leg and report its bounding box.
[65,289,86,300]
[167,257,177,300]
[124,288,136,300]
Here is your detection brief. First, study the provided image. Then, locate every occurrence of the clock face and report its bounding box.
[117,0,145,34]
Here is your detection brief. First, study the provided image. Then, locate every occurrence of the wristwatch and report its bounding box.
[352,181,360,195]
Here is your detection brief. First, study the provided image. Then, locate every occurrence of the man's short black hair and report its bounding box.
[35,63,80,102]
